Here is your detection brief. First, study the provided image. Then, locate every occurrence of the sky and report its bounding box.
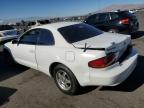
[0,0,144,20]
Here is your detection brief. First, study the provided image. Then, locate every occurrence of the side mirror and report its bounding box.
[12,39,18,44]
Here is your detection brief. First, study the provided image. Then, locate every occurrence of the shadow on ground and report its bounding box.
[0,86,17,106]
[100,55,144,92]
[76,86,98,95]
[0,52,29,81]
[131,31,144,39]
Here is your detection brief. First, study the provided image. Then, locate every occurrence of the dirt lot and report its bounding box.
[0,11,144,108]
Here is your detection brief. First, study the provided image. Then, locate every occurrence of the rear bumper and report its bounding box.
[129,23,139,33]
[86,48,138,86]
[118,23,139,34]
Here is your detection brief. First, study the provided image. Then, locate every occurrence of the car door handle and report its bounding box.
[29,50,35,53]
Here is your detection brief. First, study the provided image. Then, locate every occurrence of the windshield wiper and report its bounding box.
[84,43,87,52]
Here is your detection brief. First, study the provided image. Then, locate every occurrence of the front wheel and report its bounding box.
[3,49,16,66]
[53,64,79,95]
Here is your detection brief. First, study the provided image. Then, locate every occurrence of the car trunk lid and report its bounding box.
[72,32,131,60]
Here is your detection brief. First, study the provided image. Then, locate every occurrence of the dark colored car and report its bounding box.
[37,19,51,25]
[84,11,139,34]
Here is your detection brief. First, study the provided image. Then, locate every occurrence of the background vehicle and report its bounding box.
[27,21,40,29]
[28,20,51,29]
[0,25,18,43]
[37,19,51,25]
[4,22,137,95]
[84,11,139,34]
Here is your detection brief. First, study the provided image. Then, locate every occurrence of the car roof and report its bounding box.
[34,22,81,30]
[91,11,129,15]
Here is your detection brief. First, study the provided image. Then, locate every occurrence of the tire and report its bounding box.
[53,64,79,95]
[108,29,118,33]
[3,49,16,66]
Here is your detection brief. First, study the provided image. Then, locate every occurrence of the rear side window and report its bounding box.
[58,23,103,43]
[37,29,54,45]
[110,12,119,20]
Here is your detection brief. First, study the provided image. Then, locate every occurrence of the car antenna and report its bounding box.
[84,43,87,52]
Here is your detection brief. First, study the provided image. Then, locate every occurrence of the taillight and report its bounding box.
[120,18,129,24]
[88,53,116,68]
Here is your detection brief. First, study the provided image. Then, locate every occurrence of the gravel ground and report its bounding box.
[0,11,144,108]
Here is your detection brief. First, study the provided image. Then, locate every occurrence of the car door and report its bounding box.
[36,29,55,75]
[12,29,40,69]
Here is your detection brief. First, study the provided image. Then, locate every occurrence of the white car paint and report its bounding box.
[4,22,138,86]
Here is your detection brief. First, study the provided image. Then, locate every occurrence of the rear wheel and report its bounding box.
[53,64,79,95]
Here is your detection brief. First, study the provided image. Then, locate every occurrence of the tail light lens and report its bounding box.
[88,53,116,68]
[120,18,130,24]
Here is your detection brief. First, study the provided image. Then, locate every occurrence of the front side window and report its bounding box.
[87,15,98,24]
[19,29,39,45]
[98,13,109,22]
[58,23,103,43]
[87,16,94,24]
[37,29,55,45]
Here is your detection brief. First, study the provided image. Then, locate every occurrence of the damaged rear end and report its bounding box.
[72,33,137,86]
[58,23,138,86]
[72,32,133,69]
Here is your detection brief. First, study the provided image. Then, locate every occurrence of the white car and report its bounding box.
[0,25,18,43]
[4,22,138,95]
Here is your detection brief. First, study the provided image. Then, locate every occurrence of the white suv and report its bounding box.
[4,22,138,95]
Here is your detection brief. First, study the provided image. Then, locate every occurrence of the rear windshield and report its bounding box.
[0,25,14,31]
[118,11,136,17]
[58,23,103,43]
